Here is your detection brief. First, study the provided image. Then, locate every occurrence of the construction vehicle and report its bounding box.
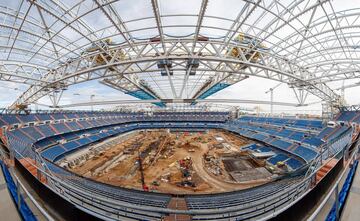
[176,180,196,188]
[227,33,268,69]
[276,161,285,167]
[151,180,160,186]
[83,38,126,71]
[15,104,28,111]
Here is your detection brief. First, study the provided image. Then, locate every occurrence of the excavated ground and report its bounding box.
[65,129,273,194]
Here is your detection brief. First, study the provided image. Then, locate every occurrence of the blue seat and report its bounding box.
[328,126,349,141]
[286,158,303,170]
[270,139,292,150]
[336,111,357,122]
[258,146,273,152]
[35,138,56,149]
[35,114,52,121]
[62,141,80,151]
[41,145,66,161]
[302,137,323,147]
[37,125,56,137]
[317,127,334,139]
[20,127,43,141]
[293,146,317,162]
[0,115,21,125]
[53,123,70,133]
[244,144,258,150]
[268,154,289,165]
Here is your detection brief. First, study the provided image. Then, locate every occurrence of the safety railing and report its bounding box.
[307,139,359,221]
[304,126,353,179]
[1,127,355,220]
[0,148,54,221]
[0,146,325,221]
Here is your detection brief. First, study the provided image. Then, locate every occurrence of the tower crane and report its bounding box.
[334,81,360,106]
[334,81,360,91]
[265,83,282,116]
[133,138,149,192]
[137,150,148,192]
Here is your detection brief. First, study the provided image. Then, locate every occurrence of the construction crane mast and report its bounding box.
[265,83,282,116]
[137,150,149,192]
[334,80,360,105]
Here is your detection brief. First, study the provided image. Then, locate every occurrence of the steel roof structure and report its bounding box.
[1,0,360,114]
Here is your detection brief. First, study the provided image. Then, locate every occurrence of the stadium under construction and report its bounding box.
[0,1,360,221]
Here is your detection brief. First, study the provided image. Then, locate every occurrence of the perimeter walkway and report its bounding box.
[0,165,22,221]
[341,160,360,221]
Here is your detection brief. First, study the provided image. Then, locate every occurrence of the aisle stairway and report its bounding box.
[316,159,338,184]
[19,158,47,184]
[164,197,191,221]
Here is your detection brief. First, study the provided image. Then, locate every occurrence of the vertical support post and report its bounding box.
[35,153,41,181]
[17,179,21,209]
[165,65,177,98]
[9,148,15,174]
[343,146,347,167]
[320,143,324,165]
[322,102,338,122]
[335,184,339,220]
[90,95,95,111]
[270,88,273,116]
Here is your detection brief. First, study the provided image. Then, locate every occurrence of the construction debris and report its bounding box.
[66,129,272,194]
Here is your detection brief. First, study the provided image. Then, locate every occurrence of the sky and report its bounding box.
[0,0,359,115]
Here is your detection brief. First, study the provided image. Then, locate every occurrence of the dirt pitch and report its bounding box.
[64,129,273,194]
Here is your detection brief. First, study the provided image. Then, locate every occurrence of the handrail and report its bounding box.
[307,145,359,221]
[12,172,55,221]
[2,143,306,215]
[0,148,54,221]
[258,144,352,221]
[0,108,232,115]
[1,124,355,220]
[2,142,335,216]
[304,126,353,178]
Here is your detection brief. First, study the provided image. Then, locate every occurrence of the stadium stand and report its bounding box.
[286,158,304,170]
[0,112,353,221]
[185,176,303,210]
[237,116,323,130]
[335,111,358,122]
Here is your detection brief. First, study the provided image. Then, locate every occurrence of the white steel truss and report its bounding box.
[1,0,359,111]
[8,39,341,108]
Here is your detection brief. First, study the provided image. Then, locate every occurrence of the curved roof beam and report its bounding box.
[9,39,340,109]
[4,0,359,111]
[274,10,360,55]
[0,61,49,84]
[0,7,81,55]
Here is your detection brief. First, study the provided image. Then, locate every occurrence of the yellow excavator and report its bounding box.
[83,38,126,71]
[227,33,267,68]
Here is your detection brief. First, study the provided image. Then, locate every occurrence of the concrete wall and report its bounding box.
[15,159,102,221]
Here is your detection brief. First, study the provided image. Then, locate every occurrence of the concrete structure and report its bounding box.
[0,166,22,221]
[341,162,360,221]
